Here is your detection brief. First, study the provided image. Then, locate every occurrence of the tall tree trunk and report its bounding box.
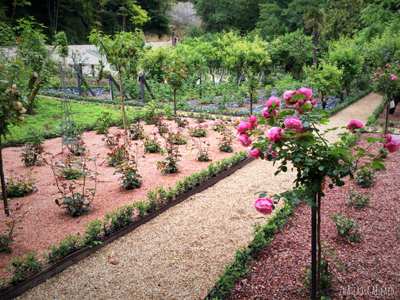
[250,92,253,115]
[10,5,16,25]
[116,56,128,141]
[0,137,9,216]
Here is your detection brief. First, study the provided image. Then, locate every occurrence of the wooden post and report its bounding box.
[0,137,9,216]
[116,56,128,141]
[77,67,82,96]
[250,93,253,115]
[109,74,114,100]
[140,73,145,103]
[174,89,177,122]
[218,71,223,85]
[311,194,317,300]
[385,94,390,135]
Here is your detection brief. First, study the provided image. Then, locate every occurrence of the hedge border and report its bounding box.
[0,152,252,300]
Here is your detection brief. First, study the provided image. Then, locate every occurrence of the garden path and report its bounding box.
[15,93,384,300]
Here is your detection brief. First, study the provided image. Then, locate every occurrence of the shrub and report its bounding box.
[6,252,43,286]
[0,204,29,253]
[176,117,189,128]
[113,159,143,190]
[143,132,162,153]
[347,190,371,209]
[104,132,130,166]
[355,168,375,188]
[2,169,37,198]
[188,124,208,137]
[133,201,148,218]
[217,121,235,152]
[103,205,135,236]
[168,131,188,145]
[95,111,113,134]
[191,138,212,162]
[45,235,85,264]
[19,128,45,167]
[55,151,83,180]
[157,134,181,175]
[331,213,363,243]
[84,219,103,247]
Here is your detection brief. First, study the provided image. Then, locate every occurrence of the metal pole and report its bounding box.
[77,67,82,96]
[109,74,114,100]
[0,137,9,216]
[385,94,390,135]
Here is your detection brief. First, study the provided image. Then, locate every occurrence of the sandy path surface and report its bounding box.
[15,93,383,300]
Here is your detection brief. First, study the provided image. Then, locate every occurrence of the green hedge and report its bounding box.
[367,98,386,126]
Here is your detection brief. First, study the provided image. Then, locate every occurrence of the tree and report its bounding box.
[89,29,143,139]
[304,62,343,110]
[140,46,172,82]
[9,0,31,25]
[2,19,68,115]
[163,56,188,121]
[257,3,284,41]
[281,0,325,33]
[82,0,110,31]
[137,0,172,36]
[304,7,326,67]
[118,0,149,31]
[328,38,364,97]
[0,58,26,216]
[46,0,61,32]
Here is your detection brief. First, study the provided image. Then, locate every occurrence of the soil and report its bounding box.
[227,132,400,300]
[0,117,243,279]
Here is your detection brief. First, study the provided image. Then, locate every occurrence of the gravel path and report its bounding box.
[15,93,384,300]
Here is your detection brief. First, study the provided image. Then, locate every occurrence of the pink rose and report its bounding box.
[390,74,398,80]
[284,116,303,133]
[266,97,281,108]
[383,138,400,153]
[262,108,278,119]
[237,121,251,134]
[10,168,14,172]
[297,87,313,100]
[284,90,297,105]
[254,198,274,215]
[248,147,262,159]
[386,63,390,67]
[347,119,363,133]
[268,127,285,143]
[384,134,392,142]
[374,72,379,76]
[377,67,381,70]
[311,99,317,105]
[249,115,258,123]
[237,133,252,147]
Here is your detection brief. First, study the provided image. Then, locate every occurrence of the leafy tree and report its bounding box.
[140,46,172,82]
[118,0,149,31]
[137,0,172,36]
[9,0,31,25]
[0,57,26,216]
[281,0,325,33]
[267,30,313,78]
[358,0,400,42]
[327,38,364,96]
[163,56,188,121]
[82,0,110,31]
[304,6,326,67]
[89,29,143,138]
[1,19,68,115]
[257,3,285,41]
[304,62,342,109]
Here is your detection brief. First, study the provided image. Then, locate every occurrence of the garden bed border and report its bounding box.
[0,156,253,300]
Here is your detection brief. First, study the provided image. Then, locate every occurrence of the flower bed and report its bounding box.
[0,117,246,284]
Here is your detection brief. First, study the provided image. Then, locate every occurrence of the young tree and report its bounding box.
[163,56,188,121]
[3,19,68,115]
[304,62,343,110]
[0,58,26,216]
[89,29,143,139]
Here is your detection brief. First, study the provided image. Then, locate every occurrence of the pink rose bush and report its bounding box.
[284,116,303,133]
[254,198,274,215]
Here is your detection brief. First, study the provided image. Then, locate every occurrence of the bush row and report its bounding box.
[0,151,249,293]
[367,97,386,126]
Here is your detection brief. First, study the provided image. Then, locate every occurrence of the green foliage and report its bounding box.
[304,62,343,109]
[331,213,363,243]
[84,219,103,247]
[95,111,113,134]
[45,235,85,264]
[2,169,37,198]
[0,204,29,253]
[133,201,148,218]
[104,132,131,166]
[6,252,43,286]
[157,134,181,174]
[103,205,135,236]
[378,146,389,158]
[300,242,346,297]
[189,125,208,137]
[217,121,235,152]
[130,122,144,140]
[168,131,188,145]
[140,46,171,82]
[347,190,371,209]
[114,160,143,190]
[143,133,162,153]
[355,168,375,188]
[191,139,212,162]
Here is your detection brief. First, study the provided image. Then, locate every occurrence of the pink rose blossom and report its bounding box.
[10,168,14,172]
[383,138,400,153]
[248,147,262,159]
[284,116,303,133]
[237,121,251,134]
[386,63,390,67]
[262,108,278,119]
[377,67,381,70]
[347,119,363,133]
[384,134,392,142]
[254,198,274,215]
[266,97,281,108]
[268,127,285,143]
[249,115,258,123]
[265,145,277,160]
[297,87,313,100]
[390,74,398,80]
[311,99,317,105]
[284,90,297,105]
[237,133,252,147]
[374,72,379,76]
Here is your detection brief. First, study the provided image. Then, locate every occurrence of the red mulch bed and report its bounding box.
[377,104,400,127]
[227,132,400,300]
[0,117,242,280]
